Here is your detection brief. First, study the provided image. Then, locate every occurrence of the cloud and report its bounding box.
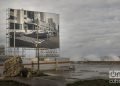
[1,0,120,60]
[70,54,120,61]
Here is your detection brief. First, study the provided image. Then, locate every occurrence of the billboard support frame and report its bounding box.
[14,20,16,57]
[36,22,40,71]
[7,8,60,66]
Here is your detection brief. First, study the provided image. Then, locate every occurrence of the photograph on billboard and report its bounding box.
[9,9,59,49]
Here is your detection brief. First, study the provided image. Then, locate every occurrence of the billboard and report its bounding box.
[8,9,59,49]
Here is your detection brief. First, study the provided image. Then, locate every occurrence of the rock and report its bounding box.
[3,56,24,77]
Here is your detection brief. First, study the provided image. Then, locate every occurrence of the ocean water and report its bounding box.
[0,63,120,80]
[54,63,120,81]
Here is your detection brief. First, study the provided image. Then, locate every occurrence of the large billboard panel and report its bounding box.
[8,9,59,49]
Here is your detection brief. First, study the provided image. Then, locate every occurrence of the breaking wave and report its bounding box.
[71,54,120,61]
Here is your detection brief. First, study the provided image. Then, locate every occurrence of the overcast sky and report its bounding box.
[1,0,120,60]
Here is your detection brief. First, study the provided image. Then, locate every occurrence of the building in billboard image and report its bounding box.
[9,9,59,48]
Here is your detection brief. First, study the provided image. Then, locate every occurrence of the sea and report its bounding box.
[0,63,119,81]
[46,63,120,81]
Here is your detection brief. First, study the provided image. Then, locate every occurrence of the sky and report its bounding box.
[1,0,120,61]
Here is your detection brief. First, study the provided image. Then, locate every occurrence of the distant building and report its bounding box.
[47,18,57,36]
[48,18,56,30]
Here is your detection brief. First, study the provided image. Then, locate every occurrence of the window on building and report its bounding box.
[28,24,35,30]
[40,12,44,21]
[9,23,21,29]
[24,10,27,15]
[27,11,34,19]
[15,23,21,29]
[10,9,14,12]
[10,9,14,17]
[9,23,14,29]
[9,15,15,20]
